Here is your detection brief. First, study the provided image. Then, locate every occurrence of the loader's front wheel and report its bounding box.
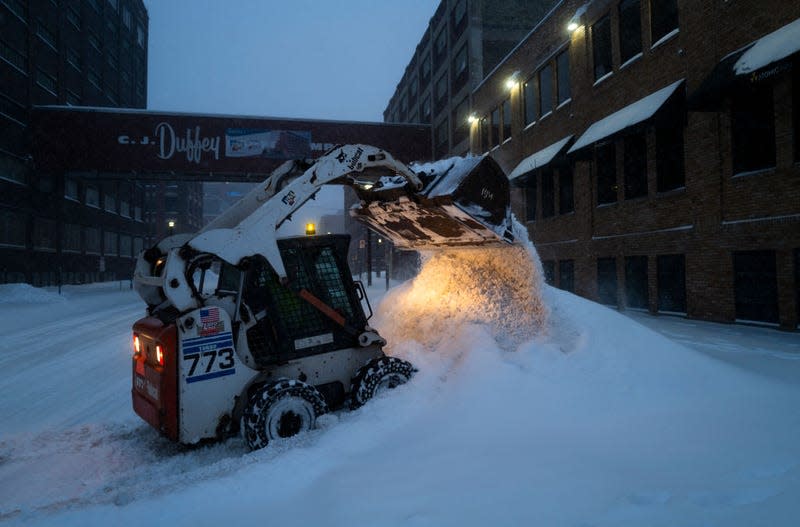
[242,379,328,450]
[350,356,416,409]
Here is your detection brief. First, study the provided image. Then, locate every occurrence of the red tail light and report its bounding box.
[155,344,165,367]
[133,334,141,355]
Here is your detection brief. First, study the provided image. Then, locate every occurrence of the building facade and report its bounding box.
[383,0,558,157]
[468,0,799,328]
[1,0,151,285]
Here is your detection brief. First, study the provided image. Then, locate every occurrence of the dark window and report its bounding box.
[421,95,431,123]
[525,179,537,221]
[502,98,512,141]
[435,121,449,157]
[656,125,685,191]
[491,107,500,148]
[409,74,418,104]
[420,54,431,87]
[619,0,642,63]
[625,255,648,309]
[434,29,447,67]
[558,164,574,214]
[539,63,553,116]
[542,260,555,285]
[452,97,469,145]
[559,260,575,292]
[556,49,570,104]
[592,14,613,81]
[523,77,538,126]
[731,83,776,174]
[624,133,647,199]
[435,73,448,113]
[452,43,468,91]
[597,257,618,306]
[0,208,26,247]
[595,142,617,205]
[541,168,555,218]
[480,117,489,151]
[451,0,467,37]
[657,254,685,312]
[651,0,679,44]
[733,250,778,323]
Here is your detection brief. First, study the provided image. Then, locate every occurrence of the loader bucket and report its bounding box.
[350,155,514,250]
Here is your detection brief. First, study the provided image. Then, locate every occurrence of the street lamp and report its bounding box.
[167,219,175,235]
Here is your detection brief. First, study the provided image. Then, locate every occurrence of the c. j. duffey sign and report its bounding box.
[118,122,220,164]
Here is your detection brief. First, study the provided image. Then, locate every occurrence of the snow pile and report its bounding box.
[375,224,547,350]
[0,283,67,304]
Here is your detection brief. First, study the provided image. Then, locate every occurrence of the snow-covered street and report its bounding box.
[1,273,799,526]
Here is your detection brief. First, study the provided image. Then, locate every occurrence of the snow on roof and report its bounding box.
[568,79,684,154]
[509,135,573,180]
[734,17,800,74]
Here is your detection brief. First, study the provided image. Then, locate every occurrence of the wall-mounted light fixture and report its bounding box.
[505,70,521,90]
[468,113,478,124]
[567,4,587,33]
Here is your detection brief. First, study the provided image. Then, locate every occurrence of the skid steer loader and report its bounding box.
[131,144,513,450]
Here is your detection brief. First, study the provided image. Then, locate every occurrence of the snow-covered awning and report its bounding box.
[568,79,685,154]
[508,135,573,184]
[688,17,800,110]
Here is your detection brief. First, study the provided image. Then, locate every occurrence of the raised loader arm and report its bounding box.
[189,144,422,280]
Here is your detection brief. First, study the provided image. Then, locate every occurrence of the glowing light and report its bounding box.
[305,222,316,236]
[133,334,141,355]
[567,21,579,32]
[505,71,521,90]
[468,114,478,124]
[155,344,164,366]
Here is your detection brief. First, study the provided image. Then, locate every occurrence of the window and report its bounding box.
[104,231,118,256]
[451,0,467,37]
[657,254,685,313]
[523,77,538,126]
[731,83,775,174]
[120,199,130,218]
[434,29,447,67]
[88,67,102,90]
[133,237,144,255]
[3,0,26,21]
[63,224,81,253]
[36,20,57,50]
[656,125,685,191]
[435,120,449,157]
[88,32,102,53]
[420,54,431,86]
[36,68,57,95]
[399,94,408,120]
[0,208,26,247]
[67,48,81,71]
[65,178,79,201]
[122,7,132,29]
[86,227,101,254]
[452,43,468,90]
[624,133,647,199]
[525,179,537,221]
[558,165,574,214]
[137,25,145,47]
[597,257,617,306]
[66,6,81,29]
[539,63,553,116]
[556,49,570,104]
[452,97,469,145]
[66,90,80,106]
[134,205,142,221]
[104,188,116,213]
[619,0,642,63]
[595,142,617,205]
[120,235,132,258]
[502,98,511,141]
[651,0,679,45]
[733,250,778,323]
[559,260,575,292]
[33,218,56,251]
[409,73,418,103]
[86,185,100,207]
[0,39,28,71]
[592,14,613,81]
[541,168,555,218]
[490,107,500,148]
[435,73,448,112]
[480,117,489,152]
[542,261,555,285]
[421,95,431,123]
[625,255,648,309]
[107,0,118,9]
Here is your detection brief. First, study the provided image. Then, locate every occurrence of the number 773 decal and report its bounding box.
[181,332,236,383]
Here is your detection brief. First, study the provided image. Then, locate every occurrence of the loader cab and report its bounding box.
[239,234,371,368]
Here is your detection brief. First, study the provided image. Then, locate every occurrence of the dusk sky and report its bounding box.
[143,0,439,122]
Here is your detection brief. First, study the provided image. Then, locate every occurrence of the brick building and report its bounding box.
[0,0,152,285]
[468,0,799,328]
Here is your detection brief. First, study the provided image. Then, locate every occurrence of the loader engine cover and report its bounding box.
[350,155,514,250]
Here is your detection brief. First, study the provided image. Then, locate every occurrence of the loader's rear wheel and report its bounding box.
[350,357,416,409]
[242,379,328,451]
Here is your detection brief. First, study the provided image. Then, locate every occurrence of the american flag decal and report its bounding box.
[199,307,222,335]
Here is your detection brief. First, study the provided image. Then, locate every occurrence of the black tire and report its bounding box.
[242,379,328,450]
[350,357,416,409]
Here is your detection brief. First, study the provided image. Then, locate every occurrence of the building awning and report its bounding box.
[508,135,573,184]
[568,79,685,154]
[688,17,800,110]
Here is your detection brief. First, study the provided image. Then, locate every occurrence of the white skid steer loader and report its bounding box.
[131,144,513,450]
